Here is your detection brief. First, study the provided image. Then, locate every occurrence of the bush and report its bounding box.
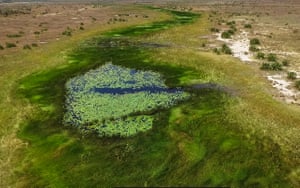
[0,44,4,50]
[260,62,282,71]
[271,62,283,71]
[287,72,297,80]
[34,31,40,35]
[244,24,252,28]
[210,27,219,32]
[23,44,31,50]
[250,38,260,45]
[282,60,289,66]
[79,26,84,30]
[260,63,271,70]
[256,52,265,59]
[230,25,237,32]
[221,31,231,39]
[6,42,16,48]
[296,80,300,90]
[6,34,22,38]
[267,53,277,62]
[31,43,38,47]
[227,29,235,35]
[249,45,259,52]
[221,44,232,54]
[213,48,220,55]
[226,21,235,25]
[62,28,72,36]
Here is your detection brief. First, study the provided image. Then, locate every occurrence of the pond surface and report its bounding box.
[64,63,189,137]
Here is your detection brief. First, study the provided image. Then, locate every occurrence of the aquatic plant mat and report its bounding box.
[16,7,295,187]
[64,63,189,137]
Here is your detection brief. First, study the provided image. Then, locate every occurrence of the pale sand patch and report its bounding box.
[216,31,254,62]
[267,73,300,104]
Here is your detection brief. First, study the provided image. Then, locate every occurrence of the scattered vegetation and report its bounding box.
[210,27,219,32]
[256,52,265,59]
[267,53,277,62]
[6,33,22,38]
[23,44,32,50]
[295,80,300,90]
[250,38,260,45]
[31,43,38,47]
[221,31,231,39]
[34,31,40,35]
[213,48,221,55]
[5,42,17,48]
[62,27,73,36]
[221,44,232,54]
[244,24,252,28]
[287,72,297,80]
[0,44,4,50]
[260,62,282,71]
[282,60,289,66]
[249,45,259,52]
[226,21,235,26]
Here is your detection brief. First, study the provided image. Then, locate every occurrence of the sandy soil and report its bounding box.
[216,31,253,62]
[0,3,153,55]
[267,73,300,104]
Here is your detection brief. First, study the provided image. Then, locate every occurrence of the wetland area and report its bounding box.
[0,1,299,187]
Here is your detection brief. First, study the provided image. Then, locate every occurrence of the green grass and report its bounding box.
[13,6,297,188]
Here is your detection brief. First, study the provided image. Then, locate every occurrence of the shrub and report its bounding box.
[6,34,22,38]
[260,62,282,71]
[250,38,260,45]
[221,31,231,39]
[34,31,40,35]
[260,63,271,70]
[6,42,16,48]
[221,44,232,54]
[256,52,265,59]
[295,80,300,90]
[23,44,31,50]
[79,26,84,30]
[31,43,38,47]
[226,21,235,25]
[287,72,297,80]
[249,45,259,52]
[227,29,235,35]
[0,44,4,50]
[244,24,252,28]
[62,27,72,36]
[282,60,289,66]
[213,48,220,55]
[267,53,277,62]
[270,62,283,71]
[210,27,219,32]
[230,25,237,32]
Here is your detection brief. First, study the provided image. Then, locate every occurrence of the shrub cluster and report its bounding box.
[287,72,297,80]
[260,62,282,71]
[221,44,232,54]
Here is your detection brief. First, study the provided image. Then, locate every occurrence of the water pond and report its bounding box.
[64,63,189,137]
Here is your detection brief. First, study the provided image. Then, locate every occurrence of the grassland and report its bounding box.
[0,2,299,188]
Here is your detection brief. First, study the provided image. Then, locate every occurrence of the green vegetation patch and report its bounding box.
[64,63,189,137]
